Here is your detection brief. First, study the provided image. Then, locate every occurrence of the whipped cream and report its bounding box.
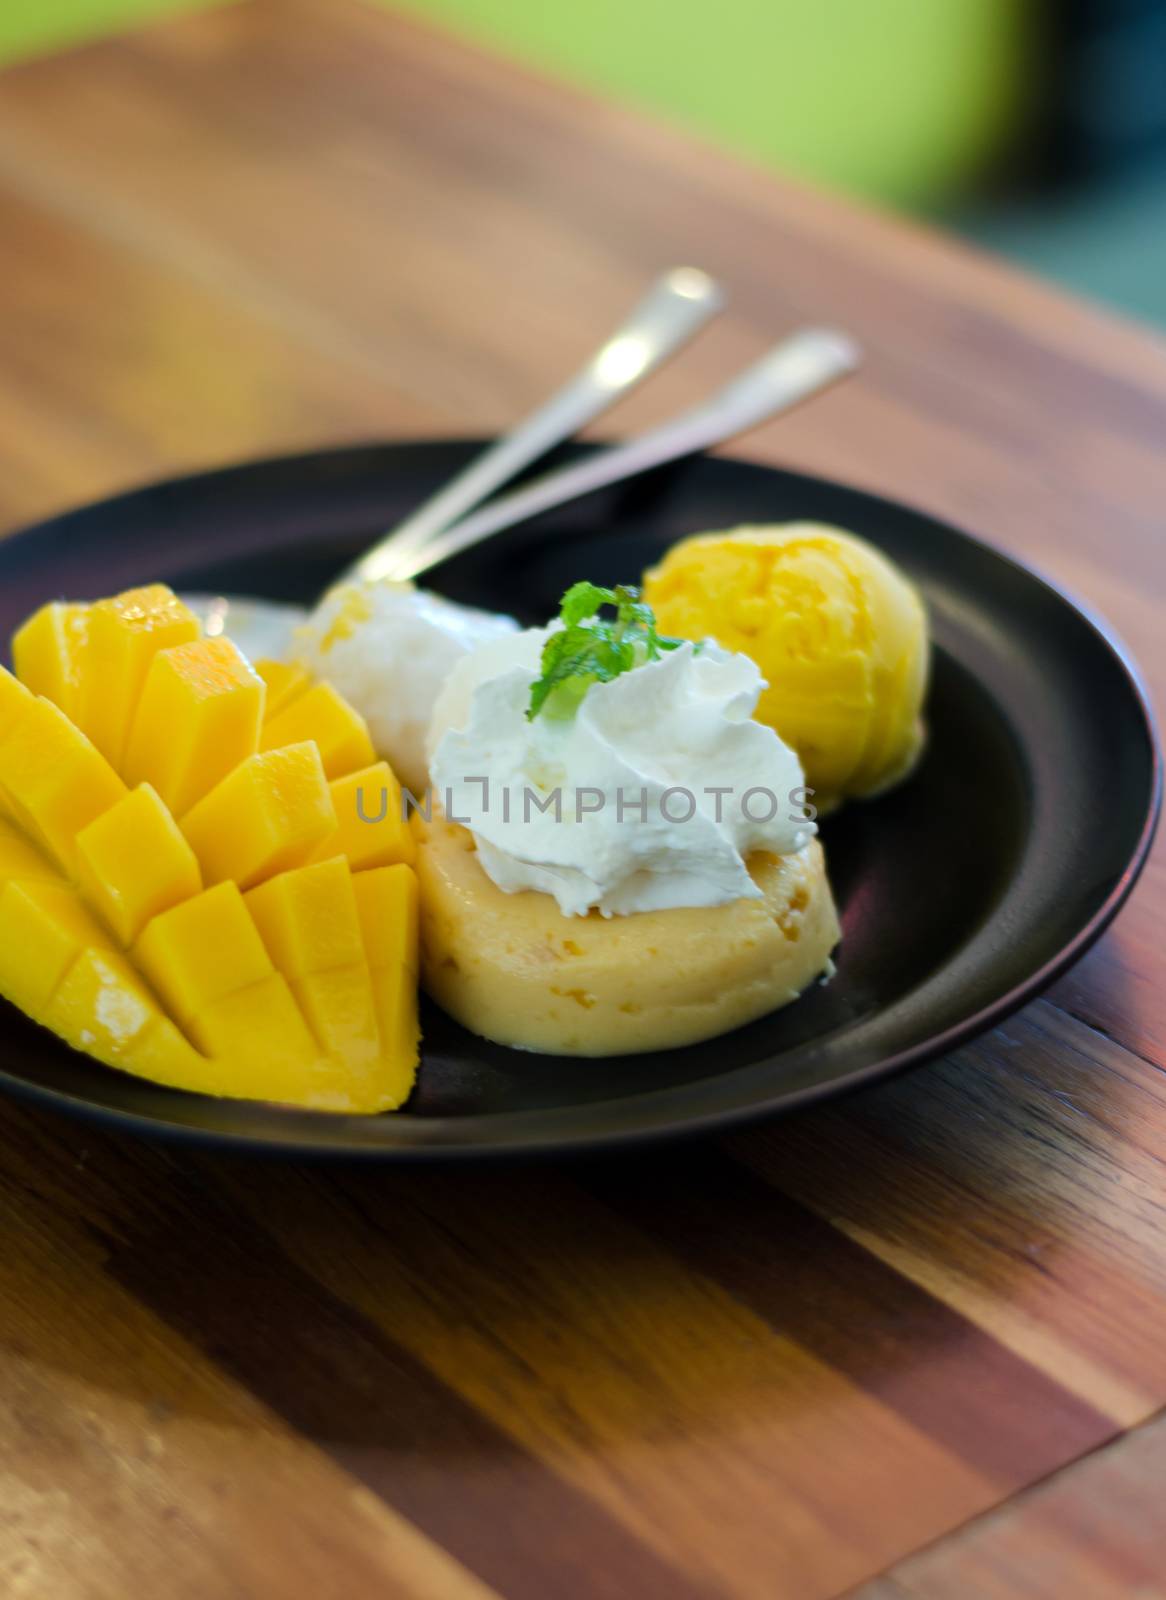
[428,627,814,917]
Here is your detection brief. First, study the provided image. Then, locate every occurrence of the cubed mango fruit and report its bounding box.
[134,880,273,1027]
[180,741,335,890]
[366,961,420,1108]
[124,636,264,816]
[75,784,202,947]
[244,856,364,978]
[44,947,161,1063]
[255,659,311,719]
[292,965,381,1069]
[78,585,200,767]
[1,588,423,1115]
[0,815,58,886]
[0,663,35,735]
[259,681,375,779]
[305,761,415,872]
[119,1017,212,1091]
[12,602,89,721]
[0,696,126,873]
[0,879,113,1018]
[193,974,318,1085]
[353,863,420,976]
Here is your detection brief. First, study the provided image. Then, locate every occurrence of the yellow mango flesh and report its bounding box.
[124,636,264,816]
[0,695,127,873]
[305,762,416,873]
[11,602,90,722]
[255,658,311,719]
[0,815,60,886]
[0,879,113,1017]
[77,585,200,768]
[244,857,365,978]
[0,588,421,1113]
[75,784,203,948]
[259,681,376,779]
[134,880,277,1028]
[44,947,160,1063]
[180,741,335,891]
[352,864,420,1107]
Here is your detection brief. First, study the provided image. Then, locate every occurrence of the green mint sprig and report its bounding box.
[527,581,693,721]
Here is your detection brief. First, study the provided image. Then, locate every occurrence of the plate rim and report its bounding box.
[0,440,1160,1159]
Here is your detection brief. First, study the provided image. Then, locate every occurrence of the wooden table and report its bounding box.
[0,3,1164,1595]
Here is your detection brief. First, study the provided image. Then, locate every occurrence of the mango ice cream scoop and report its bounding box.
[642,524,929,813]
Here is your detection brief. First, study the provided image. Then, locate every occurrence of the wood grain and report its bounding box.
[853,1411,1166,1598]
[0,1,1163,1595]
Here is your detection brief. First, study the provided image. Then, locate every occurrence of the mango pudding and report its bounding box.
[643,524,930,813]
[418,583,840,1055]
[0,586,419,1112]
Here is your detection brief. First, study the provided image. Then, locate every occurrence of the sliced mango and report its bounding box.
[124,636,265,816]
[0,662,35,734]
[12,601,89,721]
[353,863,420,976]
[259,681,375,779]
[353,864,420,1106]
[244,857,364,977]
[305,761,415,872]
[75,784,202,947]
[78,585,200,767]
[293,965,381,1077]
[193,975,319,1086]
[134,880,273,1029]
[255,659,311,719]
[44,947,160,1063]
[0,878,113,1018]
[180,741,335,890]
[0,696,126,873]
[0,590,422,1115]
[0,815,59,886]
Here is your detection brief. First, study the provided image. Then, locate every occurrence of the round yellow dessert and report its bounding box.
[642,524,929,813]
[414,812,840,1056]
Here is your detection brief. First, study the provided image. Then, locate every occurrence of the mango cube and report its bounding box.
[244,857,364,978]
[0,815,58,886]
[0,696,126,872]
[75,784,202,947]
[259,681,375,779]
[180,741,335,890]
[193,974,318,1081]
[12,602,89,721]
[134,881,273,1027]
[0,663,35,735]
[353,863,420,976]
[255,659,310,719]
[293,965,380,1070]
[78,585,200,767]
[124,636,265,816]
[44,947,160,1063]
[306,762,416,872]
[119,1017,212,1091]
[352,864,420,1106]
[0,879,113,1018]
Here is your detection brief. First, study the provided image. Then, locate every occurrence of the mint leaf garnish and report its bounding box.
[527,582,691,720]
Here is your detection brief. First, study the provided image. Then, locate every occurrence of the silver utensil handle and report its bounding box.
[388,329,860,582]
[352,267,725,584]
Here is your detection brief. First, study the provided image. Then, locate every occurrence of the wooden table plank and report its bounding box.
[854,1410,1166,1599]
[0,2,1163,1596]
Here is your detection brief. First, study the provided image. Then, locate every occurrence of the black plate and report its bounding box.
[0,443,1159,1158]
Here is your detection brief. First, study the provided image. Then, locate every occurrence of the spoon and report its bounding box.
[185,287,859,655]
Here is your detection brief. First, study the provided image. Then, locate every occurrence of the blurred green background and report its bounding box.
[3,0,1165,325]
